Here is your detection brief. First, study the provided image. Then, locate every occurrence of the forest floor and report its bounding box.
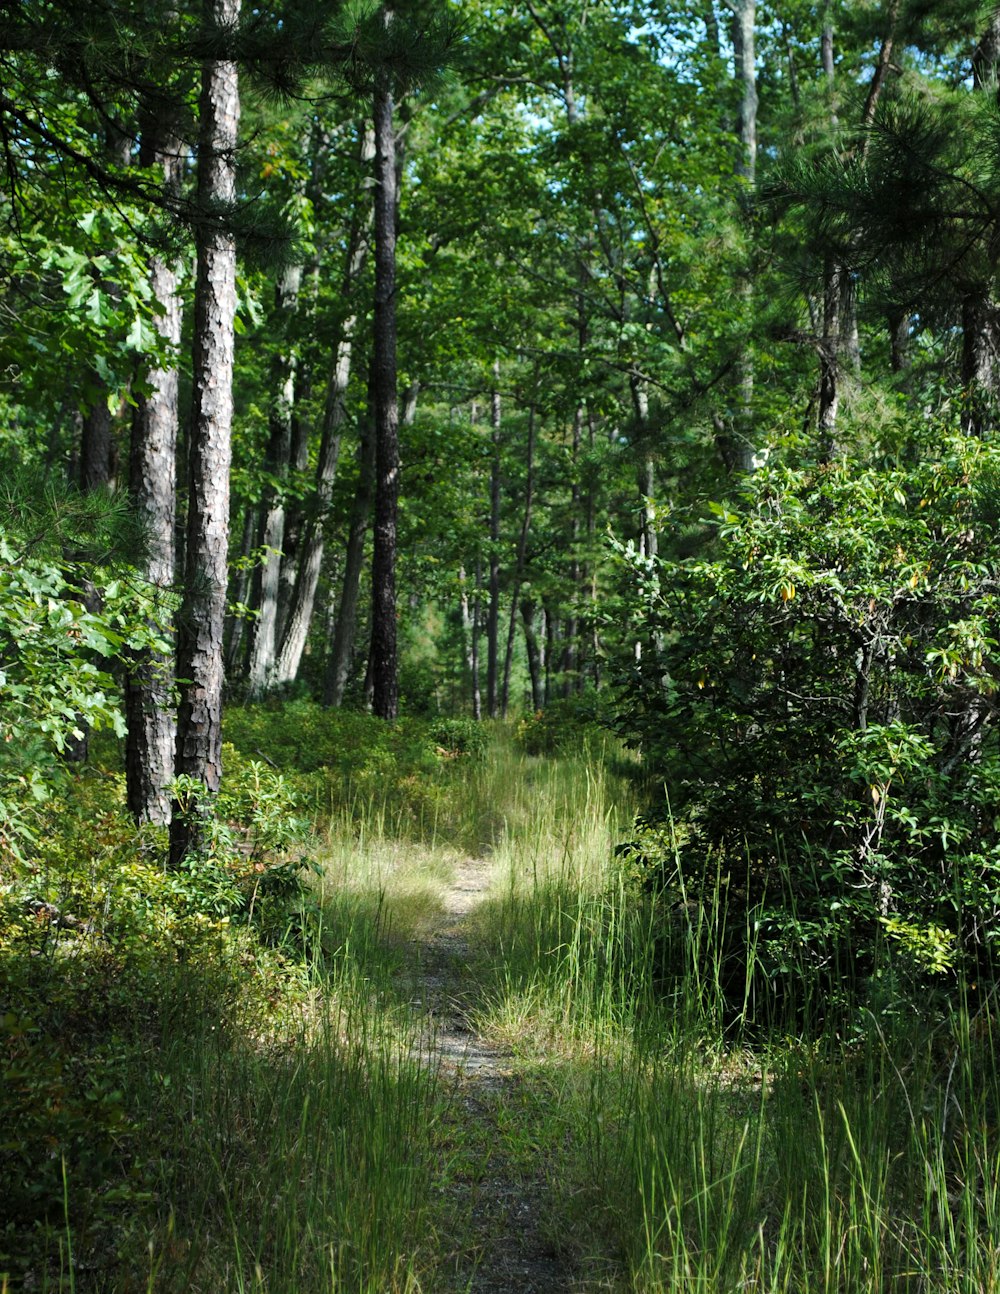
[405,854,578,1294]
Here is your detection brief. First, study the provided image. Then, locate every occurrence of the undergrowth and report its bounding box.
[5,707,1000,1291]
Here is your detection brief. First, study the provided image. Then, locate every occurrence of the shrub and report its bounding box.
[612,433,1000,1012]
[514,695,606,756]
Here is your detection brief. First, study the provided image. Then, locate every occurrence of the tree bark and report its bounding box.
[324,369,374,707]
[521,597,544,712]
[125,118,182,826]
[272,125,375,689]
[80,402,114,493]
[817,254,842,459]
[962,14,1000,435]
[962,296,1000,437]
[246,262,301,696]
[170,0,240,864]
[631,376,658,564]
[726,0,757,474]
[458,563,481,719]
[370,48,400,721]
[471,555,483,719]
[814,10,898,458]
[544,605,556,705]
[561,405,582,698]
[272,327,350,686]
[225,502,255,671]
[501,403,535,715]
[486,366,502,718]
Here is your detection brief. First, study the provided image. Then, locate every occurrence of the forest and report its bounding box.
[5,0,1000,1289]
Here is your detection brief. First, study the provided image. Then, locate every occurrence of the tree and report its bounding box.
[125,110,184,826]
[170,0,241,863]
[368,5,402,721]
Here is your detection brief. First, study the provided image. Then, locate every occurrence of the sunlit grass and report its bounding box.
[419,730,1000,1293]
[14,718,1000,1292]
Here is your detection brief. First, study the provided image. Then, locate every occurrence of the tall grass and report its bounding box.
[453,733,1000,1292]
[15,719,1000,1292]
[140,988,441,1294]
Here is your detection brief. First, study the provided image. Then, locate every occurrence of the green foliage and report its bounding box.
[426,716,488,759]
[0,486,169,866]
[514,694,607,756]
[612,430,1000,1011]
[224,702,492,841]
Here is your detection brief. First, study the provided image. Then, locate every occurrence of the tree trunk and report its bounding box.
[80,402,114,493]
[521,597,544,713]
[125,118,182,826]
[562,405,582,699]
[962,14,1000,436]
[586,409,600,690]
[471,555,483,720]
[272,327,350,686]
[274,400,311,648]
[246,262,301,696]
[501,403,535,715]
[272,128,375,689]
[459,564,480,719]
[962,297,1000,437]
[324,371,375,707]
[170,0,240,864]
[486,366,502,718]
[817,254,842,459]
[544,606,557,705]
[370,49,400,721]
[889,310,910,374]
[727,0,757,474]
[631,377,658,563]
[225,503,256,671]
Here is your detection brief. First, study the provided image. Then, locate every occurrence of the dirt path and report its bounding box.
[407,857,579,1294]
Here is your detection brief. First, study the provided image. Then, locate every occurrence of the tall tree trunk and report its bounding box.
[817,252,842,459]
[544,605,557,705]
[521,598,544,712]
[246,262,301,695]
[79,125,129,495]
[471,555,483,720]
[586,410,600,689]
[170,0,240,864]
[273,127,375,688]
[125,117,182,826]
[726,0,757,474]
[486,366,502,718]
[323,371,374,707]
[501,403,535,715]
[370,46,400,720]
[962,297,1000,437]
[889,309,911,375]
[817,4,898,454]
[562,405,582,698]
[459,564,481,719]
[225,503,256,671]
[272,327,350,686]
[274,402,310,647]
[80,403,114,493]
[962,13,1000,436]
[631,376,658,563]
[814,16,867,456]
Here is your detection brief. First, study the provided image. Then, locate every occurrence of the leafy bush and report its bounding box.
[0,755,314,1269]
[224,703,490,839]
[0,480,169,868]
[426,716,488,760]
[612,433,1000,1012]
[514,695,607,756]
